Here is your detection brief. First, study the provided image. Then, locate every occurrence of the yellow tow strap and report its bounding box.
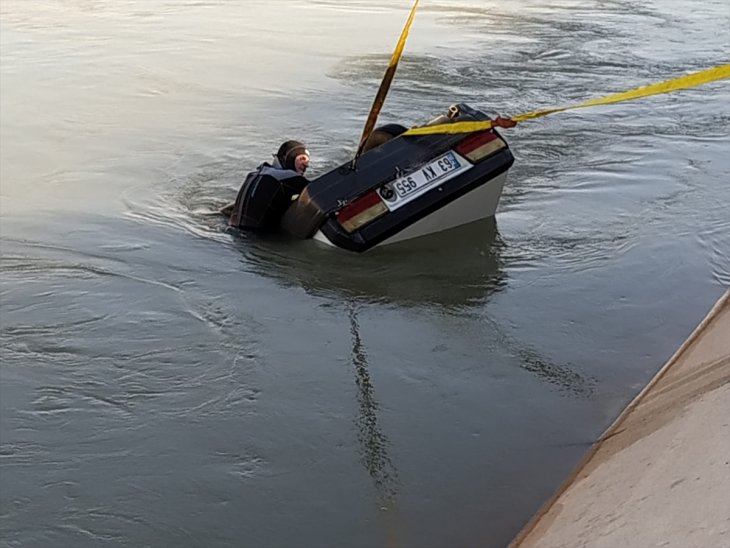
[355,0,420,159]
[403,63,730,136]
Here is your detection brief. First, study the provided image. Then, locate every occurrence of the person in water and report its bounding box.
[222,140,311,229]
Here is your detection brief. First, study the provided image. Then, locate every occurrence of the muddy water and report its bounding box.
[1,1,728,546]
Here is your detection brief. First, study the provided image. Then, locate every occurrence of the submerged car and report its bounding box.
[281,103,515,252]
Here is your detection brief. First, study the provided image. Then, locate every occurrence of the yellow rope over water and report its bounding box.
[355,0,420,158]
[403,63,730,136]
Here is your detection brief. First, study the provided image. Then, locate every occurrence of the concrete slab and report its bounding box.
[510,290,730,548]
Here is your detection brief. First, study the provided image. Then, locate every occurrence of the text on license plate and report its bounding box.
[378,151,471,211]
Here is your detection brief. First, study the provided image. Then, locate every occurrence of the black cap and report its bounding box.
[276,140,308,171]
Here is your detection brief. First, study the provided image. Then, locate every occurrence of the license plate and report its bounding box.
[377,151,472,211]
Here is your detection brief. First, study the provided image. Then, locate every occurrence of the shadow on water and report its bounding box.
[227,216,508,310]
[223,217,596,397]
[137,148,600,399]
[347,305,402,547]
[501,331,597,398]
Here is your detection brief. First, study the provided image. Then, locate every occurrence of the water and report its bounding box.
[1,1,728,546]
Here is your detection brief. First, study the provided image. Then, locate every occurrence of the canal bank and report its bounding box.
[510,289,730,548]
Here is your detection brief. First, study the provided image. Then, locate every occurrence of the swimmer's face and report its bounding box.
[294,153,310,175]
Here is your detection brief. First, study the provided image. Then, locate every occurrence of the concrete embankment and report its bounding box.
[510,290,730,548]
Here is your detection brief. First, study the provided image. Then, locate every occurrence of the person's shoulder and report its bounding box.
[252,161,271,172]
[243,161,272,178]
[260,165,302,180]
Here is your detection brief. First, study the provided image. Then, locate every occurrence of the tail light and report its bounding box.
[336,191,388,233]
[455,130,506,163]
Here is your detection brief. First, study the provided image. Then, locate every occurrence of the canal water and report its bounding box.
[1,0,728,546]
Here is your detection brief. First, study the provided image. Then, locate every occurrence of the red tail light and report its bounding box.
[336,191,388,233]
[455,130,506,163]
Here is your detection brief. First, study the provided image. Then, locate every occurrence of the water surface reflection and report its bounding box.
[229,217,506,309]
[228,219,597,397]
[348,306,403,547]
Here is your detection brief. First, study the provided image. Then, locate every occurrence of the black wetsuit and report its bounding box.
[228,160,309,229]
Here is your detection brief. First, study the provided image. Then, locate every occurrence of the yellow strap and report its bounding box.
[389,0,420,69]
[403,63,730,136]
[356,0,420,157]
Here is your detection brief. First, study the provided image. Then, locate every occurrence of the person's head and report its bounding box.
[276,140,310,175]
